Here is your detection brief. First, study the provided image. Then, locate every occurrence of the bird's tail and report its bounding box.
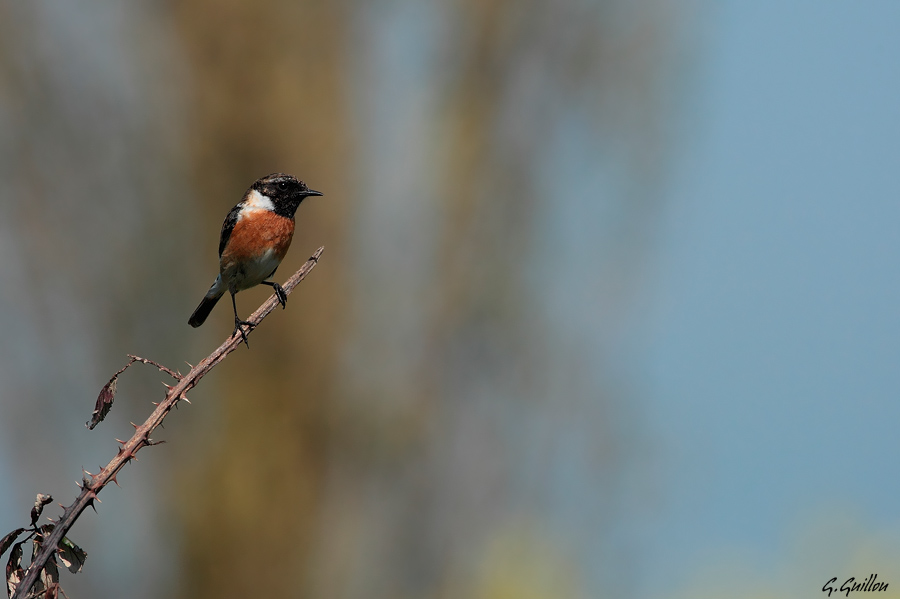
[188,279,225,328]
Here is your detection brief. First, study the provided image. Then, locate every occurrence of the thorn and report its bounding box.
[185,361,194,369]
[130,422,139,429]
[110,472,120,487]
[115,438,125,444]
[181,396,192,405]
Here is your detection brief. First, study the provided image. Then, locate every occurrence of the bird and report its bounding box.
[188,173,323,345]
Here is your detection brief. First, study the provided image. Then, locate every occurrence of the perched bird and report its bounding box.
[188,173,323,345]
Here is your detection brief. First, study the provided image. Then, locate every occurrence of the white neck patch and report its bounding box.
[245,189,275,211]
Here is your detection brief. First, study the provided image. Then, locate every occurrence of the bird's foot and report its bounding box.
[273,282,288,309]
[233,318,252,348]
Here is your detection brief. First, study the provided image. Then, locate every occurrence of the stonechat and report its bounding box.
[188,173,323,345]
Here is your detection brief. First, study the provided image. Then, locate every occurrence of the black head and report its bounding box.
[250,173,323,218]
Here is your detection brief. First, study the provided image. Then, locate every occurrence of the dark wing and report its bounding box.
[218,203,243,257]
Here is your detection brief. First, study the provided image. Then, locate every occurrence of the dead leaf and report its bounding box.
[56,538,86,574]
[30,494,52,527]
[6,541,23,598]
[0,530,23,561]
[87,376,118,430]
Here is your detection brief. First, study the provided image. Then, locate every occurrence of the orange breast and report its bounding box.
[221,209,295,269]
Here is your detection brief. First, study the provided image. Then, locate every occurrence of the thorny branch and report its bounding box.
[9,247,324,599]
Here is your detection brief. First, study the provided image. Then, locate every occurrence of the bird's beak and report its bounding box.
[305,189,324,197]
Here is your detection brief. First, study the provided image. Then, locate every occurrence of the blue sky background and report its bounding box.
[635,2,900,595]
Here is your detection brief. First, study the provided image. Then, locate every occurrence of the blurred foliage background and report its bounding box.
[0,1,682,597]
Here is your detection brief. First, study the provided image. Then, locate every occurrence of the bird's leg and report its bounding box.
[230,291,251,347]
[261,280,288,309]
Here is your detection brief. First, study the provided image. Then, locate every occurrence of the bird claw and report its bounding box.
[233,318,252,347]
[273,283,288,309]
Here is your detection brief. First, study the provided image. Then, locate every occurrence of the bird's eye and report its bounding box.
[277,181,288,190]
